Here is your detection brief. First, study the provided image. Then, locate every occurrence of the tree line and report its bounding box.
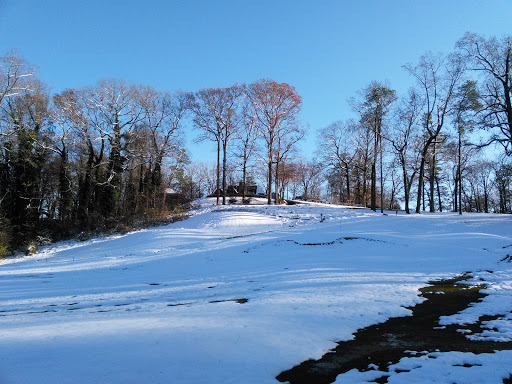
[319,32,512,214]
[0,64,192,254]
[0,54,305,254]
[0,32,511,255]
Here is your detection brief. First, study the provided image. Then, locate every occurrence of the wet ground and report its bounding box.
[277,272,512,384]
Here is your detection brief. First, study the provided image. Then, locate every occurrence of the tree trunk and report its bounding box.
[416,156,426,214]
[371,122,379,212]
[454,175,458,213]
[401,160,410,214]
[436,176,442,212]
[267,134,273,205]
[274,160,279,204]
[355,171,361,205]
[416,136,435,214]
[483,180,489,213]
[267,159,272,205]
[78,155,93,226]
[216,138,220,205]
[370,163,376,211]
[380,138,384,213]
[59,147,72,223]
[458,128,462,215]
[242,160,247,201]
[389,180,395,210]
[429,142,436,212]
[345,165,351,203]
[362,159,368,207]
[222,140,227,205]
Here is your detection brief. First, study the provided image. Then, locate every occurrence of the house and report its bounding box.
[209,182,260,197]
[164,188,191,209]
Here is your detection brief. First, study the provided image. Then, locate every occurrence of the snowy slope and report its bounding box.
[1,198,511,383]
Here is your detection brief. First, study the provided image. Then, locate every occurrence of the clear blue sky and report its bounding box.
[1,0,511,161]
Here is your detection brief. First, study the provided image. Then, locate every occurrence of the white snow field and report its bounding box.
[1,198,512,383]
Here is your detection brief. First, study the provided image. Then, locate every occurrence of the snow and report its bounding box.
[1,198,511,383]
[439,269,512,342]
[336,351,512,384]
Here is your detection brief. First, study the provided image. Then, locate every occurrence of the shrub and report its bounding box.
[0,231,10,258]
[25,241,38,255]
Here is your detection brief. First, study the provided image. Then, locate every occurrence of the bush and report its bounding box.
[25,241,38,255]
[0,231,10,258]
[0,217,12,258]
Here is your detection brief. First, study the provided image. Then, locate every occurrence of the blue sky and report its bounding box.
[1,0,511,162]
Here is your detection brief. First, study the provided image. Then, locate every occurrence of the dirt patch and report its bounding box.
[277,273,512,384]
[295,237,391,247]
[243,236,393,254]
[209,298,248,304]
[167,302,192,307]
[226,230,277,240]
[501,255,512,262]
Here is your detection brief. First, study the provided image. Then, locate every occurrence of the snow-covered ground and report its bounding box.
[1,198,511,383]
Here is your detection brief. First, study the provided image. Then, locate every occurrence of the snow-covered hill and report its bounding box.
[1,198,511,383]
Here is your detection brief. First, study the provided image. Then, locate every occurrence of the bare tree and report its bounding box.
[352,120,374,207]
[404,52,465,213]
[235,97,260,201]
[189,85,243,205]
[295,160,323,201]
[385,157,403,210]
[51,91,79,223]
[247,79,302,205]
[202,162,218,197]
[351,81,396,212]
[493,158,512,213]
[0,52,34,120]
[136,88,189,208]
[457,33,512,154]
[318,120,357,204]
[84,79,145,217]
[0,75,51,242]
[277,161,299,201]
[452,80,481,214]
[385,89,423,213]
[52,88,106,224]
[273,122,305,204]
